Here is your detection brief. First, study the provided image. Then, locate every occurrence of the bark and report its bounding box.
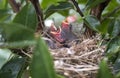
[8,0,20,12]
[84,0,110,38]
[90,0,111,20]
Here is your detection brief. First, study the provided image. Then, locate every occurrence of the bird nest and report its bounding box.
[49,35,105,78]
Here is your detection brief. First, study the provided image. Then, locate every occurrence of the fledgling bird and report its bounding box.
[50,15,77,43]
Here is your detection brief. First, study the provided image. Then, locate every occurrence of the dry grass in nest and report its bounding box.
[50,36,106,78]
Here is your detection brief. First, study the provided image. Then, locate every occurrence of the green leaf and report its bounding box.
[100,17,113,35]
[113,53,120,74]
[0,40,36,49]
[108,18,120,38]
[31,38,56,78]
[84,15,101,32]
[0,9,11,21]
[56,74,65,78]
[116,72,120,78]
[78,0,87,4]
[0,22,34,42]
[13,3,38,31]
[97,59,114,78]
[0,49,12,69]
[0,0,8,9]
[105,37,120,62]
[85,0,105,9]
[0,56,27,78]
[41,0,65,9]
[41,0,57,9]
[44,1,73,19]
[105,0,120,14]
[100,19,110,34]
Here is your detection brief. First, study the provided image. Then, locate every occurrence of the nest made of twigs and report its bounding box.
[50,35,105,78]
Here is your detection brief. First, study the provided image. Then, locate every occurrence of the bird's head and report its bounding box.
[61,20,69,30]
[49,15,77,43]
[50,27,64,43]
[49,23,58,32]
[61,15,77,30]
[66,15,77,23]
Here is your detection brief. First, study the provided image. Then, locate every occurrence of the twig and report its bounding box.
[53,48,103,60]
[70,0,84,17]
[77,48,103,58]
[57,66,99,72]
[8,0,20,12]
[70,0,93,38]
[30,0,45,32]
[21,49,32,58]
[63,63,97,68]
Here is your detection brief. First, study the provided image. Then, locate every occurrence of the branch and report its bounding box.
[8,0,20,12]
[70,0,92,38]
[70,0,84,17]
[30,0,45,32]
[90,0,110,20]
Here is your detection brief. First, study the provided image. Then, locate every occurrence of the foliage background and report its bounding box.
[0,0,120,78]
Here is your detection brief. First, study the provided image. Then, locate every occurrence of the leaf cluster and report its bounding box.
[0,0,120,78]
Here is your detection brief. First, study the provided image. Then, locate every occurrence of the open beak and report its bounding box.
[50,26,61,35]
[50,31,58,34]
[50,23,58,32]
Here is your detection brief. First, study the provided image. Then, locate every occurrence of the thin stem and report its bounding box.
[30,0,45,32]
[8,0,20,12]
[70,0,84,17]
